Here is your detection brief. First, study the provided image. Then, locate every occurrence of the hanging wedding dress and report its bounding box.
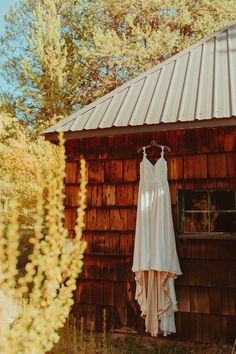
[132,147,182,336]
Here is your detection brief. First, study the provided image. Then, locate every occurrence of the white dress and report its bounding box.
[132,147,182,336]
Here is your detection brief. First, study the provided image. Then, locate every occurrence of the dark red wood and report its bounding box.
[65,126,236,343]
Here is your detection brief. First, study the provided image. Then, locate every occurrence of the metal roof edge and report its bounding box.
[44,117,236,142]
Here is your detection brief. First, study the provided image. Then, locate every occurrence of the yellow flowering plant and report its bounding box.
[0,132,87,354]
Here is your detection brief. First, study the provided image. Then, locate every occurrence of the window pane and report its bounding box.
[184,212,209,232]
[210,191,235,210]
[210,212,236,232]
[185,191,208,210]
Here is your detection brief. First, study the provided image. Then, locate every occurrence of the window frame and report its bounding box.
[177,189,236,239]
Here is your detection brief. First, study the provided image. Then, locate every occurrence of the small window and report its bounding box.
[178,190,236,234]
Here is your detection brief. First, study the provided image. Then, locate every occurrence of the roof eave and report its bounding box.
[43,116,236,143]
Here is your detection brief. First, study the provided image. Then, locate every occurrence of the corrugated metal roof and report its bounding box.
[44,20,236,139]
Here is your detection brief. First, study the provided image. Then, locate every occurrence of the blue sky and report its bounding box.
[0,0,14,91]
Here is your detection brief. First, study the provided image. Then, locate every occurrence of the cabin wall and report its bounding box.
[65,126,236,343]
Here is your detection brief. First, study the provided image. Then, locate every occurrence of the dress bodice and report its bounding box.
[140,152,168,184]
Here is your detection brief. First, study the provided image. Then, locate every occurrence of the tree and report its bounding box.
[1,0,236,130]
[0,0,100,129]
[83,0,236,89]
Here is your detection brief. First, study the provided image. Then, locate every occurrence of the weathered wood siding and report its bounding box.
[65,126,236,343]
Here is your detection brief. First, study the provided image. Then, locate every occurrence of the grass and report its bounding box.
[48,315,233,354]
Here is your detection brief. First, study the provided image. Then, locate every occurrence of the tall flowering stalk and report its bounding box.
[0,132,87,354]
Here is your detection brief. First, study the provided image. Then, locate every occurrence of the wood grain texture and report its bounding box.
[86,208,97,230]
[88,161,104,183]
[116,184,134,206]
[64,126,236,343]
[65,186,80,207]
[110,209,128,231]
[77,280,93,304]
[103,281,114,306]
[96,209,110,230]
[184,155,207,179]
[208,154,227,178]
[64,208,76,230]
[65,162,77,184]
[167,156,183,180]
[105,160,123,182]
[227,152,236,177]
[103,184,116,206]
[92,280,103,305]
[91,185,103,206]
[124,160,137,181]
[119,233,134,256]
[100,257,118,281]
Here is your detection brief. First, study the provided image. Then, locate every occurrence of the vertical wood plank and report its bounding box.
[124,160,137,182]
[77,280,93,304]
[212,315,227,343]
[184,155,207,179]
[208,154,227,178]
[103,233,120,255]
[133,183,139,206]
[92,280,103,305]
[65,162,77,183]
[82,232,94,254]
[65,186,80,207]
[221,288,236,316]
[209,288,221,315]
[127,208,137,231]
[190,287,210,314]
[82,255,101,280]
[168,156,183,180]
[223,128,236,151]
[103,281,114,306]
[118,257,134,281]
[175,286,190,312]
[88,161,104,183]
[86,208,97,230]
[114,282,127,306]
[116,184,134,206]
[179,312,196,341]
[91,185,103,206]
[105,160,123,182]
[103,185,116,206]
[96,209,110,230]
[226,152,236,177]
[119,233,134,256]
[227,317,236,344]
[100,257,118,281]
[110,209,128,231]
[64,208,76,230]
[90,233,120,255]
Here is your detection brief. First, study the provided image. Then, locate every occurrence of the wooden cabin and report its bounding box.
[44,21,236,344]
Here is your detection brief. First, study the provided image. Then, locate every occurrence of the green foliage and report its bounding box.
[0,0,94,129]
[0,112,61,269]
[1,0,236,130]
[85,0,236,80]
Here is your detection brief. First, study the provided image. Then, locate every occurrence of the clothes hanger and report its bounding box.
[137,140,171,153]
